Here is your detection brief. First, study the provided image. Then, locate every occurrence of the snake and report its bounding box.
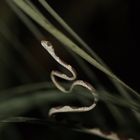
[41,40,98,116]
[40,40,135,140]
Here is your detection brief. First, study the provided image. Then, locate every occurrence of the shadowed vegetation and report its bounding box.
[0,0,140,139]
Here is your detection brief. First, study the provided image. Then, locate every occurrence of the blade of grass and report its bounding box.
[0,84,139,139]
[7,0,103,92]
[4,1,111,127]
[10,0,140,99]
[21,0,102,87]
[6,2,140,121]
[38,0,140,121]
[38,0,131,93]
[0,116,121,140]
[6,0,140,123]
[67,52,126,124]
[21,0,140,121]
[0,82,139,112]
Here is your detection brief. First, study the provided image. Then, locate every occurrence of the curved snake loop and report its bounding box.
[41,40,98,116]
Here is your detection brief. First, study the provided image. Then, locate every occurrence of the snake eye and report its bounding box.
[41,40,52,51]
[46,41,52,47]
[41,40,52,48]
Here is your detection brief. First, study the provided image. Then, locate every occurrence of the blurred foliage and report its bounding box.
[0,0,140,140]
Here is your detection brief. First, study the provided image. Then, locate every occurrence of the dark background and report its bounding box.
[0,0,139,139]
[0,0,139,91]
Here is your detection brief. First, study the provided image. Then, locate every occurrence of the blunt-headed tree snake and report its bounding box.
[41,40,98,116]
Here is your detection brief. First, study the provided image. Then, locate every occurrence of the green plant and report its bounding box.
[0,0,140,139]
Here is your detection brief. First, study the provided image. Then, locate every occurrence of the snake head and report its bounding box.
[41,40,54,54]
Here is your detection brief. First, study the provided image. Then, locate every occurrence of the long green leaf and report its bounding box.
[10,0,140,99]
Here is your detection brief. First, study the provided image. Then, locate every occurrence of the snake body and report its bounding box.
[40,41,134,140]
[41,40,98,116]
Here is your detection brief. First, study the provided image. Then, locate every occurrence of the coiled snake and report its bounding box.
[41,40,98,116]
